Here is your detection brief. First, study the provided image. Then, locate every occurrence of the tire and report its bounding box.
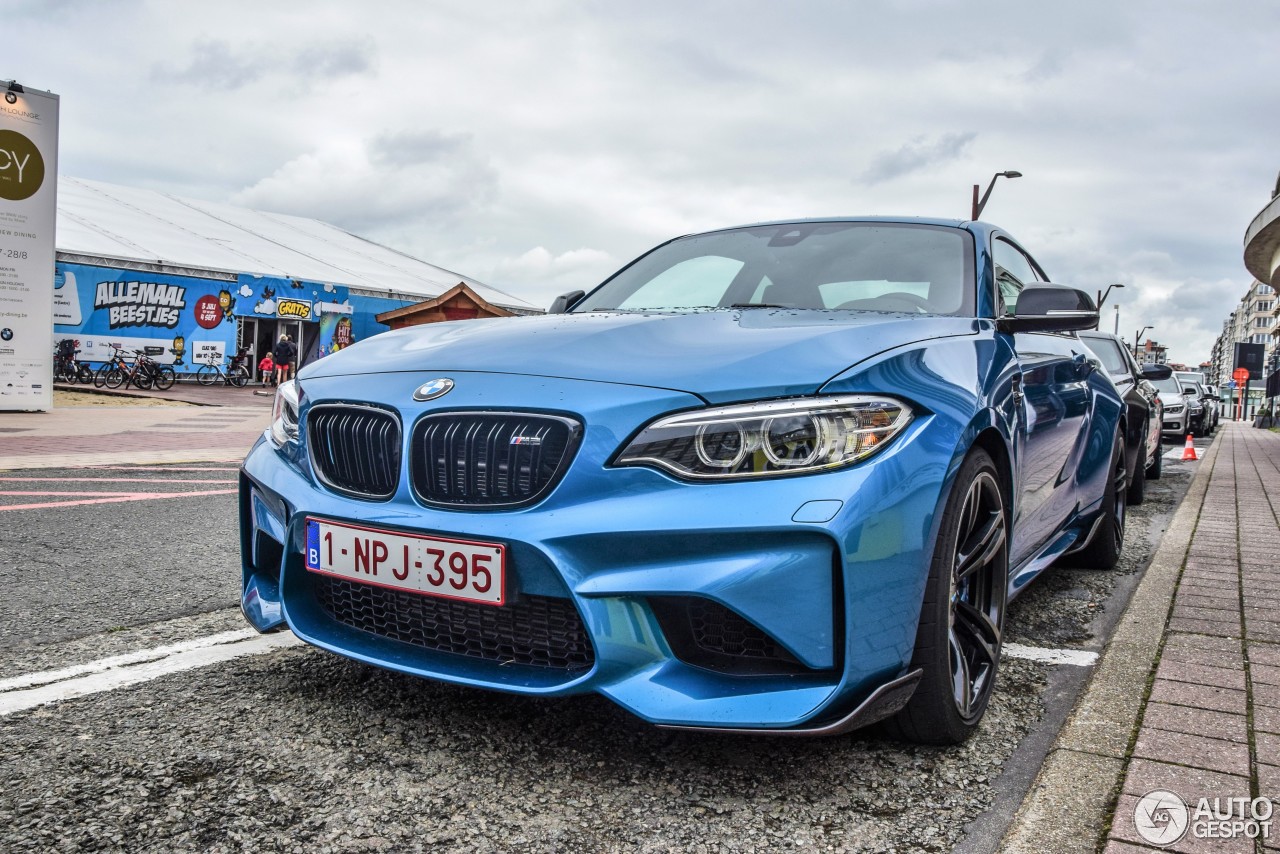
[76,364,95,384]
[153,365,176,390]
[1147,434,1163,480]
[1126,438,1146,506]
[196,364,218,386]
[1069,432,1127,570]
[229,365,249,388]
[103,367,125,389]
[94,364,112,388]
[886,448,1008,745]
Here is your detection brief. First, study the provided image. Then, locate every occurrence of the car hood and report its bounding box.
[301,310,979,403]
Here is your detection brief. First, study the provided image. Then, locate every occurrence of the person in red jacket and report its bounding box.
[258,352,275,386]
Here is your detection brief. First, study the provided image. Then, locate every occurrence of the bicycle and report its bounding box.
[54,340,95,384]
[196,357,250,388]
[97,347,176,390]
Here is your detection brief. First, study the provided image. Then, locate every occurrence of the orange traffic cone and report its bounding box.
[1181,434,1198,461]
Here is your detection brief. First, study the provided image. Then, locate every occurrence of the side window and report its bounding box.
[1090,339,1131,376]
[993,238,1039,315]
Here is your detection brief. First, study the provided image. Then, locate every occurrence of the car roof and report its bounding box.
[681,216,985,239]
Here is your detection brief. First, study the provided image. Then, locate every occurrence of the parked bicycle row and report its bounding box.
[53,340,253,389]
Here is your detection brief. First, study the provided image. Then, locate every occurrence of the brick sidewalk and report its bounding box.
[1106,423,1280,853]
[0,401,270,470]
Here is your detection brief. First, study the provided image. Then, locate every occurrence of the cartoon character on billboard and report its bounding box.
[218,289,235,322]
[170,334,186,366]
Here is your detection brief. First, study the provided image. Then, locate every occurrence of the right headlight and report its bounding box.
[613,395,913,480]
[1165,404,1184,414]
[268,380,300,447]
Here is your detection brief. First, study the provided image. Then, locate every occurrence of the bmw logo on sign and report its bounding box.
[413,378,455,401]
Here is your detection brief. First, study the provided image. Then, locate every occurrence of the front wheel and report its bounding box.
[886,448,1008,745]
[152,365,176,390]
[229,365,249,388]
[196,364,218,386]
[103,367,125,389]
[94,364,113,388]
[76,364,95,384]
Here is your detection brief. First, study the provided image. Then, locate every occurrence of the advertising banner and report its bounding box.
[0,83,58,411]
[53,262,238,368]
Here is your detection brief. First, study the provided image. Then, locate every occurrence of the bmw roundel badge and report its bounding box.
[413,378,455,401]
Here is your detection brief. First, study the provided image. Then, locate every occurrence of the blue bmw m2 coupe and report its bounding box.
[240,218,1126,744]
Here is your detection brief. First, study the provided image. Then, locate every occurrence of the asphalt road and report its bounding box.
[0,442,1207,853]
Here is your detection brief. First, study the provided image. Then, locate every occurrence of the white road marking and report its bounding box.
[0,629,302,716]
[1003,642,1099,667]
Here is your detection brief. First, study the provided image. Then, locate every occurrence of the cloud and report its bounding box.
[492,247,618,300]
[231,130,497,231]
[859,133,978,186]
[238,284,253,297]
[153,37,374,90]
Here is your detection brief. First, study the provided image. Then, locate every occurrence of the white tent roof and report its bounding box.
[55,176,534,310]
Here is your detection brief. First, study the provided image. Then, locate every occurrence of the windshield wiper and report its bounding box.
[729,303,790,309]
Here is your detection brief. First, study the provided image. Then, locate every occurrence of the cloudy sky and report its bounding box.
[8,0,1280,364]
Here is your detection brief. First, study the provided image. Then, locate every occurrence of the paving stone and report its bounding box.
[1132,729,1250,776]
[1256,704,1280,736]
[1153,660,1247,691]
[1121,757,1248,798]
[1111,793,1253,853]
[1138,703,1247,743]
[1168,618,1241,639]
[1251,643,1280,667]
[1253,664,1280,687]
[1175,594,1240,613]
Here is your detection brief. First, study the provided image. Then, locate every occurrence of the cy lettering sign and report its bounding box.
[0,128,45,201]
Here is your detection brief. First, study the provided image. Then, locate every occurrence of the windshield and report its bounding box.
[1151,377,1187,394]
[573,222,975,315]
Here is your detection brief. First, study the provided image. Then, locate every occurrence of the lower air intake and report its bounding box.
[314,576,595,670]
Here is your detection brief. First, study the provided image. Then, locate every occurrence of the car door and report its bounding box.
[992,237,1094,566]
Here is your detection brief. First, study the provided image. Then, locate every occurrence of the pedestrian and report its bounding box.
[273,334,295,386]
[258,352,275,386]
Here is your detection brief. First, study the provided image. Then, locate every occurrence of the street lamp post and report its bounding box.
[1134,326,1152,360]
[971,171,1023,220]
[1096,282,1124,309]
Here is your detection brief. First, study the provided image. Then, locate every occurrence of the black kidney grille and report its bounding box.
[308,405,402,499]
[314,576,595,670]
[411,413,579,508]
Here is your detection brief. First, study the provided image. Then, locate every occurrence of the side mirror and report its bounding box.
[1139,363,1172,380]
[548,290,586,314]
[997,283,1099,334]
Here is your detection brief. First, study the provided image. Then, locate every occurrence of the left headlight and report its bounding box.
[268,380,300,447]
[613,395,913,480]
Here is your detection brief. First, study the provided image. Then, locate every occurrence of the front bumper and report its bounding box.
[239,371,954,731]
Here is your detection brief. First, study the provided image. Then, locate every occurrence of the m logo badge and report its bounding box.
[413,378,454,401]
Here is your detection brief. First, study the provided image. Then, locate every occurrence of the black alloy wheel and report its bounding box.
[888,448,1008,745]
[1068,432,1126,570]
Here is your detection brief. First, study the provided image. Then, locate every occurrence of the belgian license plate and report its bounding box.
[305,518,505,606]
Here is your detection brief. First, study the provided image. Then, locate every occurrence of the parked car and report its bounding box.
[240,217,1125,745]
[1076,331,1170,504]
[1175,372,1216,436]
[1202,384,1221,429]
[1152,375,1194,438]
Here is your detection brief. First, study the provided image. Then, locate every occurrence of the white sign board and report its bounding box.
[0,83,58,411]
